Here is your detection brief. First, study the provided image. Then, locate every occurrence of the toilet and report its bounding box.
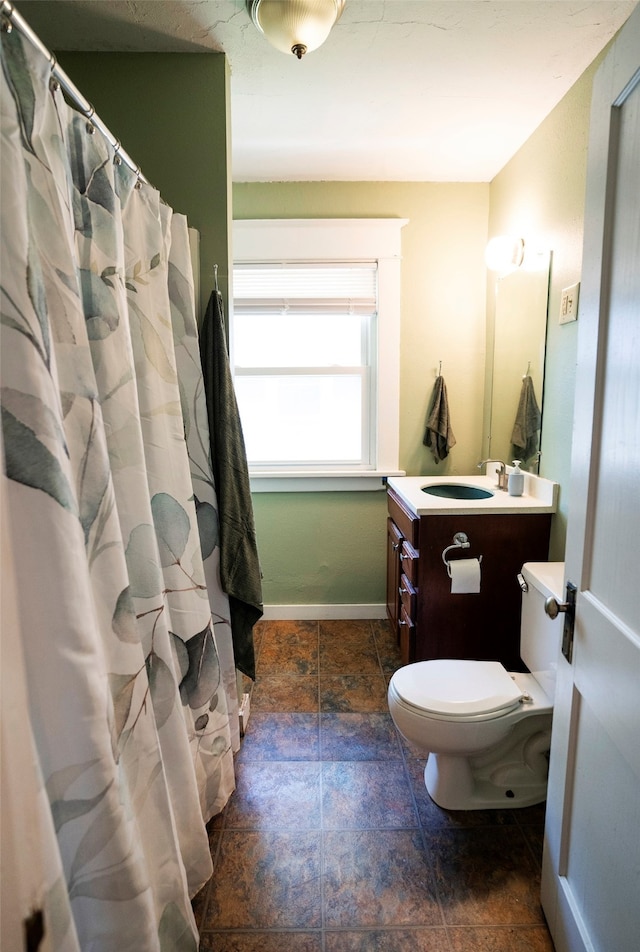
[388,562,565,810]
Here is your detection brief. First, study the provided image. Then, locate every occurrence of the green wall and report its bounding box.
[488,52,605,559]
[57,52,231,320]
[233,182,490,607]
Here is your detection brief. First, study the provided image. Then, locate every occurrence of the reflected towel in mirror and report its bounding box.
[511,374,541,463]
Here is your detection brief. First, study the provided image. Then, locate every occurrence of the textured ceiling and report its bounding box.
[13,0,639,181]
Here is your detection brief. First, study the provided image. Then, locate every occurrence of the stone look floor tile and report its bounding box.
[320,639,381,676]
[320,674,389,713]
[197,619,554,950]
[258,627,319,676]
[518,824,545,870]
[447,925,556,951]
[322,761,418,830]
[371,620,404,675]
[236,713,320,762]
[199,932,323,951]
[322,829,442,929]
[324,929,451,952]
[191,881,209,931]
[224,761,321,830]
[319,620,374,641]
[430,826,545,926]
[320,713,403,761]
[251,675,319,713]
[205,830,322,930]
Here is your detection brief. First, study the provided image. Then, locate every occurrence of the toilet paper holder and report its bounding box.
[441,532,483,578]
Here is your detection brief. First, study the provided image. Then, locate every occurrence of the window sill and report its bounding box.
[249,471,406,492]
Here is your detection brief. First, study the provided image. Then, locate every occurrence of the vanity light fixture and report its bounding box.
[247,0,346,59]
[485,235,525,272]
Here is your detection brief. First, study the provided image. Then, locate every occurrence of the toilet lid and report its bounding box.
[392,660,524,717]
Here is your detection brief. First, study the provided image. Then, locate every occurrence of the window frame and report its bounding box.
[231,219,407,491]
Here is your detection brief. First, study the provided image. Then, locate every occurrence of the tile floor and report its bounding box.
[193,619,555,951]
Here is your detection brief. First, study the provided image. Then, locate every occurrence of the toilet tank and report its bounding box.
[520,562,565,701]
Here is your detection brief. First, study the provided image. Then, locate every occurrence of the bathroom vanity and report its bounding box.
[386,470,558,670]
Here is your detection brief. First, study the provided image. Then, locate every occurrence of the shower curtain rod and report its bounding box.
[0,0,150,185]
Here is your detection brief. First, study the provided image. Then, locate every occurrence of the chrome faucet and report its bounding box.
[477,459,508,491]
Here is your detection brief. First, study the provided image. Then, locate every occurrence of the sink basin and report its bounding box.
[421,484,494,500]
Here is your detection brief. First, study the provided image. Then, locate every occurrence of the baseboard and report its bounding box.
[261,603,387,620]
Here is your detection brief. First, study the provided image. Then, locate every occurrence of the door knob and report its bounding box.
[545,582,577,663]
[544,596,568,619]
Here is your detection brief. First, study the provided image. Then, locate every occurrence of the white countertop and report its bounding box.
[387,466,558,516]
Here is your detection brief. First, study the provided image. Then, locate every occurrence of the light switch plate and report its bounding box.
[559,282,580,324]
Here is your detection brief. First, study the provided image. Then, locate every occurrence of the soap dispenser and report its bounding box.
[508,460,524,497]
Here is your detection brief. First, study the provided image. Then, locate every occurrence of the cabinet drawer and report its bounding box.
[387,489,419,547]
[400,541,419,586]
[399,574,417,621]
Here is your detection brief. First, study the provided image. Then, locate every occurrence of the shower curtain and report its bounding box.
[1,26,237,951]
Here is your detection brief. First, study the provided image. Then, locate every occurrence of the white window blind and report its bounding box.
[233,262,377,471]
[234,262,377,313]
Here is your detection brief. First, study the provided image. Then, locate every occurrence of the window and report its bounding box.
[232,219,407,490]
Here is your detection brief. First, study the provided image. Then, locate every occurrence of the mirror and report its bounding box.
[487,249,551,472]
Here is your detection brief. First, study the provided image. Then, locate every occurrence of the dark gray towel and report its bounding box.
[423,375,456,463]
[511,375,542,463]
[199,290,262,681]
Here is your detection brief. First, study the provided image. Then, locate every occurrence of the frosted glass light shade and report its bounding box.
[485,235,525,272]
[249,0,346,58]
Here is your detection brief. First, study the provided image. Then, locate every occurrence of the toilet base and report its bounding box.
[424,719,552,810]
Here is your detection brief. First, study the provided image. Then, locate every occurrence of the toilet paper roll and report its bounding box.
[449,558,481,594]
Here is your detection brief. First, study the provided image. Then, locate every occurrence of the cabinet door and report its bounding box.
[399,573,417,623]
[398,605,416,666]
[386,517,403,630]
[415,513,552,667]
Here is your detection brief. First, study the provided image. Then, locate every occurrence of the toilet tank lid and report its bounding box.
[521,562,565,601]
[392,660,523,717]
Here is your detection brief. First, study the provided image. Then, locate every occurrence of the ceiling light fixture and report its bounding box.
[248,0,346,59]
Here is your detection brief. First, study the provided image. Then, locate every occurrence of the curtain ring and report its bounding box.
[0,0,14,30]
[113,139,122,166]
[49,55,60,94]
[85,103,96,134]
[134,167,142,190]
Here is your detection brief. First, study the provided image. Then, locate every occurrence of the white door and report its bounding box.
[541,7,640,952]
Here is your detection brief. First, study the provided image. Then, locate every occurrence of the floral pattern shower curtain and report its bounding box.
[1,27,236,951]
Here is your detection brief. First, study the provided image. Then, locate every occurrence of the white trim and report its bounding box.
[232,218,406,486]
[261,603,387,620]
[233,218,408,261]
[250,472,403,492]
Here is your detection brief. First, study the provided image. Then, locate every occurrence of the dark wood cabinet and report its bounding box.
[386,516,403,630]
[386,487,552,669]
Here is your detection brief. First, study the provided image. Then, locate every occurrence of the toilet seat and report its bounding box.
[392,659,524,718]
